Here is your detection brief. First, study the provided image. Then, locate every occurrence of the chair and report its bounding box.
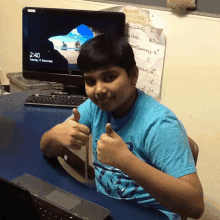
[187,136,199,166]
[181,137,199,220]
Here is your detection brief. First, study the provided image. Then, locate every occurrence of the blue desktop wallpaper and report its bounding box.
[48,25,95,69]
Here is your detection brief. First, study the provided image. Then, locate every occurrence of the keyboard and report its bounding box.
[32,194,81,220]
[2,174,110,220]
[25,94,88,108]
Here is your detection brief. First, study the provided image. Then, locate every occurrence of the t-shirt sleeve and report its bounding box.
[146,114,197,178]
[65,99,92,132]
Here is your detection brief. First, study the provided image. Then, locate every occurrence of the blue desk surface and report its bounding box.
[0,90,168,220]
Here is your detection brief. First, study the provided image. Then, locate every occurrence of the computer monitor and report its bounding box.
[22,7,126,95]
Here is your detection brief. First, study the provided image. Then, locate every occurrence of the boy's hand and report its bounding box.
[52,108,90,150]
[97,123,131,168]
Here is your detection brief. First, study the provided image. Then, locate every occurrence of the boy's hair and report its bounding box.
[77,34,136,77]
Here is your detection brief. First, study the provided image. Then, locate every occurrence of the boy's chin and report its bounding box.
[93,99,115,111]
[97,105,113,112]
[98,103,118,113]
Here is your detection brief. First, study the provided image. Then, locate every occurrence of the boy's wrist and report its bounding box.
[40,130,64,158]
[117,150,135,171]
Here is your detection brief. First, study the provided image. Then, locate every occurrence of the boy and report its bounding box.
[40,34,204,220]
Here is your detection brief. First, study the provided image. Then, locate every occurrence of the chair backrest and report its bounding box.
[181,137,199,220]
[187,137,199,165]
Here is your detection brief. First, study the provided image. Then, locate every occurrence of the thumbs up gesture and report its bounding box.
[52,108,90,151]
[65,108,90,149]
[97,123,130,168]
[70,108,81,122]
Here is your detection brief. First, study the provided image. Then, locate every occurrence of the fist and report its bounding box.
[97,123,130,168]
[53,108,90,150]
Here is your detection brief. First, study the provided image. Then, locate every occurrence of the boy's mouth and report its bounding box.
[98,98,111,103]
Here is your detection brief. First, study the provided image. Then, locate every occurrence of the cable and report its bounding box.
[39,82,64,94]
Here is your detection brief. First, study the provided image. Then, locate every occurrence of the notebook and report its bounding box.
[0,174,110,220]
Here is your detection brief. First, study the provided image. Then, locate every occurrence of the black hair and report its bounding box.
[77,34,136,77]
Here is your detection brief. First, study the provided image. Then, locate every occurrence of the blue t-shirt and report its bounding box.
[66,89,196,220]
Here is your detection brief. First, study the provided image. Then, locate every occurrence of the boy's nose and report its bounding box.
[96,91,108,100]
[95,82,108,99]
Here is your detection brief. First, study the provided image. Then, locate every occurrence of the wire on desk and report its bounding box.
[39,82,64,94]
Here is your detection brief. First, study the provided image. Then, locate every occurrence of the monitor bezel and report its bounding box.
[22,7,126,85]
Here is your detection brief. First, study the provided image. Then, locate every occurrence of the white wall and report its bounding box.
[1,0,220,219]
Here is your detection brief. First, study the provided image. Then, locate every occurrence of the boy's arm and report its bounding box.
[97,123,204,219]
[40,128,64,158]
[40,108,90,158]
[118,152,204,219]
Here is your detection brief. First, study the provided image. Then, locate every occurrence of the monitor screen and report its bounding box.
[22,7,125,94]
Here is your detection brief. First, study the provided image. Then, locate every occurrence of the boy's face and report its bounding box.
[84,66,138,118]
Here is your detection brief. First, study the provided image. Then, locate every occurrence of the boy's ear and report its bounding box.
[131,66,139,86]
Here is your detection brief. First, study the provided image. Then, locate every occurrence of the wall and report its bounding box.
[1,0,220,219]
[90,0,220,16]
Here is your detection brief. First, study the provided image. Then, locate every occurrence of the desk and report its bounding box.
[0,90,169,220]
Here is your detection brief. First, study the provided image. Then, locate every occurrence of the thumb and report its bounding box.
[106,123,116,138]
[70,108,80,122]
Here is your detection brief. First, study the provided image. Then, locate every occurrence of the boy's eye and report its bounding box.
[85,78,96,86]
[103,75,117,82]
[84,74,117,86]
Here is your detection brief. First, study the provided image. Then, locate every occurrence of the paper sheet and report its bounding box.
[102,6,166,101]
